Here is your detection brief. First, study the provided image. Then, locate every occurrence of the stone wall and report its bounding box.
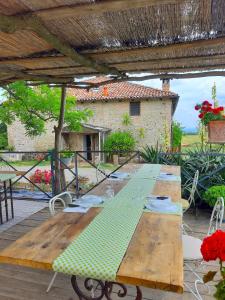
[77,99,172,149]
[7,120,55,151]
[7,98,173,151]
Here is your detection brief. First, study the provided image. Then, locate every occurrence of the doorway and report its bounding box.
[83,135,92,160]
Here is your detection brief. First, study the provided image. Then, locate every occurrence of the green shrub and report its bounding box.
[203,185,225,207]
[172,121,183,148]
[103,131,135,155]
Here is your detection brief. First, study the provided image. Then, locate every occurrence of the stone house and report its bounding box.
[7,77,179,159]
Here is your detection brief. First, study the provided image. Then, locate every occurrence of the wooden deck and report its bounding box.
[0,205,221,300]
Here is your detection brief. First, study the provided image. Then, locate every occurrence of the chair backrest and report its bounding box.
[187,170,199,206]
[207,197,224,236]
[49,192,73,216]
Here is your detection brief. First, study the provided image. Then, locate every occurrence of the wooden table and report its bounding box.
[0,164,183,299]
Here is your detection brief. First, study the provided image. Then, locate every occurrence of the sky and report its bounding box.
[133,76,225,132]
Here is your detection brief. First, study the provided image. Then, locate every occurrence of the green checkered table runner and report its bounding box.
[53,164,161,280]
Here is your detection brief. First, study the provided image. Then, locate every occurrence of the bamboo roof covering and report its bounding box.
[1,0,225,87]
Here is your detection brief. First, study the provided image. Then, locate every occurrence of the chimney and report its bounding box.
[103,86,109,97]
[161,78,170,92]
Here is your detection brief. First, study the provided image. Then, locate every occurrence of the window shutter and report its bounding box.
[130,102,140,116]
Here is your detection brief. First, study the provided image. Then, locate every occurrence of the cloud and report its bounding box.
[133,76,225,130]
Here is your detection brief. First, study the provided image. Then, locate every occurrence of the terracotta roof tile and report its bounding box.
[68,76,178,102]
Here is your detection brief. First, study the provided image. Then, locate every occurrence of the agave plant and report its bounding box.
[140,145,163,164]
[140,145,225,206]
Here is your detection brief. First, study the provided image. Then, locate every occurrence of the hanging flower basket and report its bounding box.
[195,100,225,143]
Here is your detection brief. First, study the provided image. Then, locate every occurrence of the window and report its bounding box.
[130,102,140,116]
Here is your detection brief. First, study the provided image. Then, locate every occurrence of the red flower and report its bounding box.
[213,108,221,115]
[201,230,225,262]
[195,105,201,111]
[199,113,204,119]
[219,106,224,111]
[30,169,52,184]
[202,100,210,106]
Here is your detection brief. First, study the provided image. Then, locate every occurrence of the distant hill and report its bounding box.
[183,127,198,134]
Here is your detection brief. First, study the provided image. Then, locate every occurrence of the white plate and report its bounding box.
[145,203,178,213]
[74,195,103,207]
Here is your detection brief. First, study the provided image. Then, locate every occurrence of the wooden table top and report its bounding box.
[0,164,183,293]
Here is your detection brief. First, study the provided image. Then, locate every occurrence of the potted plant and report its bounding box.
[195,100,225,143]
[60,150,74,166]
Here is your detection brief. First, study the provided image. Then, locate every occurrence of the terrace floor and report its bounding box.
[0,202,222,300]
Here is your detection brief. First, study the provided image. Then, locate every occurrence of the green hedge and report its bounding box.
[203,186,225,207]
[103,131,136,154]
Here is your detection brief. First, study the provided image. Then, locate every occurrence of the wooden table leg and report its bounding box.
[71,276,142,300]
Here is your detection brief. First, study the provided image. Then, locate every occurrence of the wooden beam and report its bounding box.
[25,70,225,89]
[0,15,124,78]
[22,56,225,76]
[1,36,225,73]
[0,65,75,85]
[89,36,225,59]
[3,52,225,72]
[73,71,225,88]
[35,0,183,21]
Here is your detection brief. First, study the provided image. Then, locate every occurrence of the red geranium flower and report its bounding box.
[199,113,204,119]
[201,230,225,262]
[195,105,201,111]
[202,100,210,106]
[213,108,220,115]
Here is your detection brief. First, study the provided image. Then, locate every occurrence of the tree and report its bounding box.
[0,123,8,149]
[0,81,92,192]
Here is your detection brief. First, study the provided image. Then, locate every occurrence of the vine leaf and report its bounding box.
[203,271,217,283]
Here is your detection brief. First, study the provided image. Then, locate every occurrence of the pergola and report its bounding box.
[0,0,225,88]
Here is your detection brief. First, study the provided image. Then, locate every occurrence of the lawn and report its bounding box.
[182,134,225,152]
[0,160,50,167]
[0,160,117,170]
[181,134,201,151]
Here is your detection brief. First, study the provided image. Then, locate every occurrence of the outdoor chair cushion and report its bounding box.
[180,198,190,210]
[182,234,202,261]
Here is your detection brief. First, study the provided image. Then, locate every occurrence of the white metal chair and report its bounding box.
[183,197,224,299]
[181,170,199,212]
[47,191,76,293]
[49,191,75,216]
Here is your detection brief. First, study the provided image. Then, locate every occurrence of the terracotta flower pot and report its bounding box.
[208,120,225,143]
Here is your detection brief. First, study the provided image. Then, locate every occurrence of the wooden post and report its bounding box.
[54,85,66,194]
